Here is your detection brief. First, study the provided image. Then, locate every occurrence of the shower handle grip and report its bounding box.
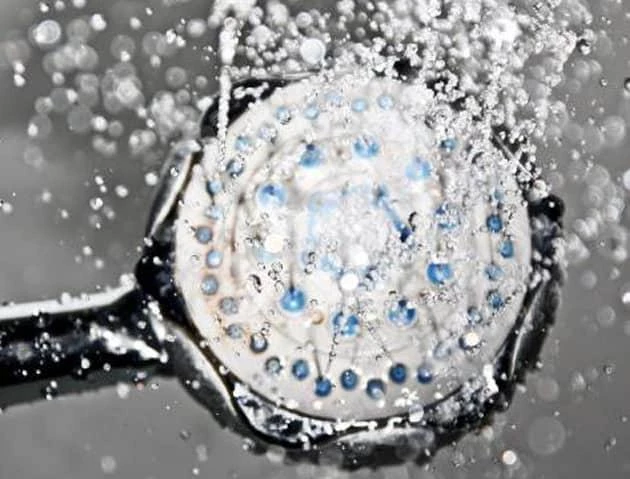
[0,282,170,408]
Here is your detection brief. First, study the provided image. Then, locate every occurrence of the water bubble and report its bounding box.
[145,172,159,186]
[195,444,208,462]
[527,417,566,456]
[604,436,617,452]
[186,19,207,38]
[110,35,136,61]
[299,38,326,65]
[27,114,53,139]
[596,306,616,328]
[535,376,560,402]
[501,449,518,466]
[115,185,129,198]
[129,129,157,155]
[66,18,91,42]
[129,17,142,30]
[165,66,188,89]
[580,270,597,290]
[32,20,62,47]
[89,14,107,32]
[40,190,52,203]
[603,363,616,376]
[113,76,143,108]
[108,120,124,138]
[602,116,626,147]
[13,74,25,87]
[100,455,117,474]
[116,383,130,399]
[50,87,73,112]
[67,105,93,133]
[89,197,104,211]
[23,145,45,169]
[1,201,14,215]
[570,371,587,393]
[619,283,630,308]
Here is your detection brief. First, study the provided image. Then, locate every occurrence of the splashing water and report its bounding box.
[1,1,588,148]
[3,0,630,472]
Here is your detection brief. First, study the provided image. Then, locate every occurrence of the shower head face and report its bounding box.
[174,73,532,422]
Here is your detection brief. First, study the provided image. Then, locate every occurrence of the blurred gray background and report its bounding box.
[1,0,630,478]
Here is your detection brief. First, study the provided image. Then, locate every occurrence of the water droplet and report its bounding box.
[299,37,326,65]
[100,456,117,475]
[527,417,566,456]
[32,20,62,47]
[501,449,518,466]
